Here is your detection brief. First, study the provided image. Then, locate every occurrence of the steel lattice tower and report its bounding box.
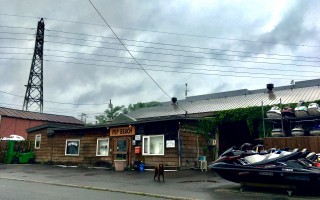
[23,18,45,113]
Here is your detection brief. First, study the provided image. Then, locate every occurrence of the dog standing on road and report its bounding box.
[154,164,164,182]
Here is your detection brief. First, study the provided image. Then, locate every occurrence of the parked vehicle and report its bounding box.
[0,140,35,164]
[266,106,282,118]
[1,134,25,141]
[294,101,309,118]
[291,125,304,136]
[281,107,295,118]
[307,103,320,116]
[208,144,320,193]
[310,124,320,136]
[271,128,285,137]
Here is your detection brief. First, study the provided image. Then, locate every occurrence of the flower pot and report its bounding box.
[114,160,126,171]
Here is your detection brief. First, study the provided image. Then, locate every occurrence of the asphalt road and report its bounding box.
[0,164,319,200]
[0,179,167,200]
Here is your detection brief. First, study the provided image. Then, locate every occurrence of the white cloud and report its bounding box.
[0,0,319,123]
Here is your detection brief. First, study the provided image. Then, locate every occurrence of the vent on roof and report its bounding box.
[171,97,177,103]
[266,83,274,92]
[266,83,276,100]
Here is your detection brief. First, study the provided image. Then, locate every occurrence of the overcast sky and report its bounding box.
[0,0,320,123]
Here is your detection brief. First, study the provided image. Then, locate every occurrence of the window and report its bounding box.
[35,134,41,149]
[142,135,164,155]
[65,139,80,156]
[96,138,109,156]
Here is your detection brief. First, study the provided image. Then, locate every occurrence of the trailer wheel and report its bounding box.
[12,157,19,164]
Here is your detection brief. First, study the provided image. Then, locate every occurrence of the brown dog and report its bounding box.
[154,164,164,182]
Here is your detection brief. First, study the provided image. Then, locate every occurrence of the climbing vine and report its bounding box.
[197,99,320,138]
[197,105,273,138]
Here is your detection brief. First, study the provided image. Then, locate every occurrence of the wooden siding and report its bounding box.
[27,121,208,169]
[180,129,209,168]
[264,136,320,152]
[28,131,111,167]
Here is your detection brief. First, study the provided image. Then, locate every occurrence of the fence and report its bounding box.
[264,136,320,153]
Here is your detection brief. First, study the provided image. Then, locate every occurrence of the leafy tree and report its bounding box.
[128,101,160,111]
[95,105,128,124]
[95,101,160,124]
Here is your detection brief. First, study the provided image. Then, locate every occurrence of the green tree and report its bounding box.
[95,101,160,124]
[128,101,160,111]
[95,105,128,124]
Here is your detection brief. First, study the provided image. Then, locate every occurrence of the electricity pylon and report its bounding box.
[23,18,45,113]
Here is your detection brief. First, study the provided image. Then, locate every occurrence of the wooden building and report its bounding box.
[0,107,84,139]
[26,78,320,169]
[27,117,211,170]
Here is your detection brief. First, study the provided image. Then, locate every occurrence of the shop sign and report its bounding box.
[135,135,141,141]
[110,126,135,136]
[166,140,175,148]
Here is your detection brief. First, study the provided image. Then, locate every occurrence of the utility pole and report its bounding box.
[185,83,189,98]
[80,113,87,124]
[23,18,45,113]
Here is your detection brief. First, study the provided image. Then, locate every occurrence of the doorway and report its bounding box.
[113,137,131,166]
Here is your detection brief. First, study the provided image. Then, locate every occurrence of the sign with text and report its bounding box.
[166,140,175,148]
[110,126,135,136]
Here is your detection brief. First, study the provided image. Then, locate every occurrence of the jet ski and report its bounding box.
[294,101,309,118]
[266,106,281,119]
[271,128,285,137]
[291,125,304,136]
[209,145,320,189]
[282,107,295,118]
[307,103,320,116]
[310,124,320,136]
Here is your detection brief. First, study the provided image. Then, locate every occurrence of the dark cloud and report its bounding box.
[1,0,320,122]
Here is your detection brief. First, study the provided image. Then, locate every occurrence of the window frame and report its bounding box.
[142,134,164,156]
[34,134,41,149]
[65,139,80,156]
[96,138,109,156]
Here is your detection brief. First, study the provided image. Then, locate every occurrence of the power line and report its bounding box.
[0,37,34,41]
[3,50,320,75]
[1,45,320,76]
[2,26,320,61]
[42,49,320,72]
[3,33,320,64]
[44,34,320,63]
[0,25,35,30]
[2,51,320,77]
[0,90,109,105]
[45,29,320,60]
[88,0,172,100]
[41,39,320,68]
[36,59,320,80]
[0,102,105,117]
[43,54,320,76]
[0,56,318,79]
[1,13,319,48]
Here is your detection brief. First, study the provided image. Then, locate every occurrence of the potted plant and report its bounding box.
[114,158,127,171]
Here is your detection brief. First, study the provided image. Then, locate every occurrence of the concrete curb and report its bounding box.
[0,176,201,200]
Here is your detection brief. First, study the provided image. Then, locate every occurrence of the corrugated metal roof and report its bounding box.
[0,107,84,125]
[127,79,320,120]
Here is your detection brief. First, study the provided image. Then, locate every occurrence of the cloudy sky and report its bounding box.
[0,0,320,123]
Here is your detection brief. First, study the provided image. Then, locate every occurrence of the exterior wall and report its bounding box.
[264,136,320,152]
[130,123,210,169]
[0,117,45,138]
[27,120,209,170]
[28,130,111,167]
[133,141,179,168]
[28,130,52,163]
[180,129,209,168]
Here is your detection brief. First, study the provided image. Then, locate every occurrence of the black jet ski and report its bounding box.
[209,145,320,189]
